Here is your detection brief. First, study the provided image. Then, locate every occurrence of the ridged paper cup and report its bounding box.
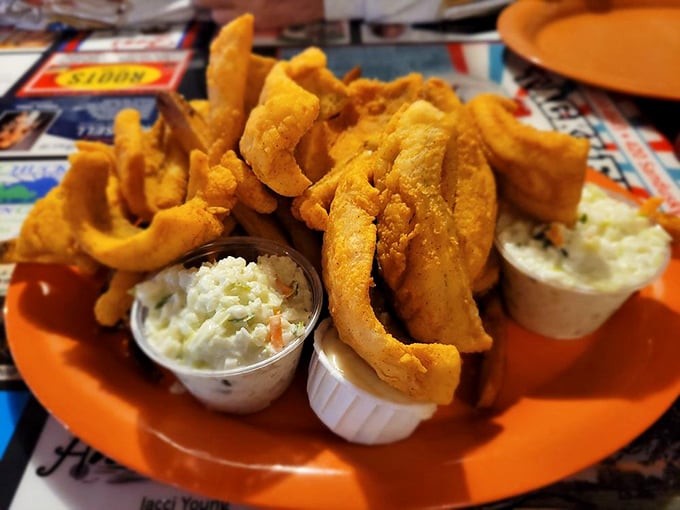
[130,237,324,414]
[307,319,437,445]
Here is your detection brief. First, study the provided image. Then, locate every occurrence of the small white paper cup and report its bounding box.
[130,237,324,414]
[307,319,437,445]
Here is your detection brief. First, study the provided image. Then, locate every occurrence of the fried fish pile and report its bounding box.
[2,14,594,405]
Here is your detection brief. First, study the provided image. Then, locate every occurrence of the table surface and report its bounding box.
[0,14,679,510]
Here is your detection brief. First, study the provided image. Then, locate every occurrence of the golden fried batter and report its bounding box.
[292,73,425,231]
[62,150,225,272]
[445,104,498,285]
[0,186,97,272]
[186,149,238,210]
[113,108,152,220]
[219,150,277,213]
[239,49,321,197]
[94,270,146,326]
[323,162,461,405]
[206,13,253,166]
[467,93,589,225]
[375,100,492,353]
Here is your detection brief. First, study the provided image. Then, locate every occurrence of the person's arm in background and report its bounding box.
[195,0,324,29]
[194,0,445,29]
[325,0,443,24]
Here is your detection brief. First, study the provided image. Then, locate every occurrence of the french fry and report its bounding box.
[94,270,146,327]
[230,202,290,246]
[476,293,508,409]
[156,91,210,153]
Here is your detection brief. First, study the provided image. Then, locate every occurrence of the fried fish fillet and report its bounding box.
[244,53,276,116]
[239,49,321,197]
[375,100,492,353]
[143,122,189,211]
[292,73,425,231]
[323,162,461,405]
[219,150,277,214]
[467,93,589,226]
[62,150,225,272]
[206,13,253,166]
[186,149,238,210]
[444,104,498,285]
[113,108,152,220]
[0,186,98,272]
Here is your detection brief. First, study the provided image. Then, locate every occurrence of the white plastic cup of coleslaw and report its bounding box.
[130,237,324,414]
[307,318,437,445]
[495,184,671,339]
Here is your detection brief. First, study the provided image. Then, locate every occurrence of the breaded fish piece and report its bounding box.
[244,53,276,116]
[323,162,461,405]
[375,100,492,353]
[239,49,320,197]
[467,93,589,226]
[143,122,189,212]
[206,14,253,166]
[292,73,425,231]
[0,186,98,273]
[113,108,152,220]
[444,104,498,285]
[186,149,238,210]
[62,150,225,272]
[219,150,277,214]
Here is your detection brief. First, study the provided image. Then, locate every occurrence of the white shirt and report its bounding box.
[324,0,444,24]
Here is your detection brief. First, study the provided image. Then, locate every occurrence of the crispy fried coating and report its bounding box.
[639,196,680,243]
[240,49,324,197]
[0,186,98,272]
[476,292,508,409]
[186,150,238,210]
[62,150,225,272]
[292,73,425,231]
[94,270,146,326]
[244,53,276,116]
[144,124,190,211]
[375,100,492,353]
[467,93,589,226]
[444,104,498,285]
[286,47,348,120]
[295,121,335,184]
[423,76,462,113]
[323,163,461,405]
[113,108,152,220]
[219,150,277,213]
[207,13,253,166]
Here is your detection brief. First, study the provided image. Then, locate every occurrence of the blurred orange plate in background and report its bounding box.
[498,0,680,100]
[5,172,680,509]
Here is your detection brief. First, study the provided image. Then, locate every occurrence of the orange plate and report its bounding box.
[497,0,680,100]
[6,174,680,509]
